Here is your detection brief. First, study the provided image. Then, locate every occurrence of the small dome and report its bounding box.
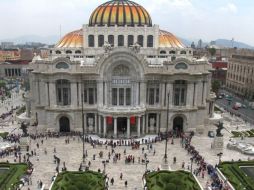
[159,30,185,48]
[55,29,83,48]
[89,0,152,27]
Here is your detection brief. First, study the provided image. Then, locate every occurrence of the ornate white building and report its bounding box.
[27,0,214,138]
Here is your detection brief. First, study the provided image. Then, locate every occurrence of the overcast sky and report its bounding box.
[1,0,254,45]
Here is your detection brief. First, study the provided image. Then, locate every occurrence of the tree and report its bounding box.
[208,48,216,56]
[212,80,221,95]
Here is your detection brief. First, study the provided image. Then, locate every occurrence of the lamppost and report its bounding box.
[190,157,193,173]
[217,152,223,164]
[102,160,109,174]
[164,92,170,163]
[81,92,86,165]
[145,159,149,172]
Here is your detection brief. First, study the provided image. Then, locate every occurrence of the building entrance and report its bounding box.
[173,116,183,135]
[117,117,127,134]
[59,116,70,132]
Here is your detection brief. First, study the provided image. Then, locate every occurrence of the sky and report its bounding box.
[0,0,254,45]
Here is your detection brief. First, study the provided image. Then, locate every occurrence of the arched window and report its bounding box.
[147,35,153,47]
[66,50,72,54]
[118,35,124,46]
[56,80,71,106]
[108,35,114,46]
[180,50,187,54]
[173,80,187,106]
[175,62,188,70]
[88,35,94,47]
[138,35,143,47]
[56,62,69,69]
[160,50,166,54]
[75,50,81,54]
[169,50,176,54]
[56,50,61,54]
[98,35,104,47]
[128,35,134,47]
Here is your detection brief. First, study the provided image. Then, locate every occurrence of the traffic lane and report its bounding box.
[215,99,254,124]
[215,98,254,119]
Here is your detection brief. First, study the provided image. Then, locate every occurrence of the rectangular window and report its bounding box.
[156,88,159,103]
[149,88,155,105]
[126,88,131,105]
[63,88,69,105]
[174,88,180,106]
[181,88,185,105]
[112,88,118,105]
[95,88,97,103]
[84,89,87,103]
[119,88,124,106]
[88,88,94,104]
[58,88,62,102]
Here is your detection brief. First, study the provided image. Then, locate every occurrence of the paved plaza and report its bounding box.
[1,109,254,190]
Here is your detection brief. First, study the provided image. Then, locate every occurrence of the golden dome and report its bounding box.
[89,0,152,27]
[55,29,83,48]
[55,29,185,49]
[159,30,185,48]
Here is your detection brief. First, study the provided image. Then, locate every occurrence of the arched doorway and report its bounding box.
[173,116,184,135]
[59,116,70,132]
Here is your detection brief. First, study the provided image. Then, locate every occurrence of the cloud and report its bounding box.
[219,3,238,14]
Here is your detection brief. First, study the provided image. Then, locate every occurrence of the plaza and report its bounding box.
[0,105,253,189]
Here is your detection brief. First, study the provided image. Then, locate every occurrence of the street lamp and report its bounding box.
[145,159,149,172]
[81,92,86,165]
[164,92,170,163]
[217,152,223,164]
[190,157,193,173]
[102,160,109,174]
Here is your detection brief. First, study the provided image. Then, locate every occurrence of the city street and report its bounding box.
[215,90,254,124]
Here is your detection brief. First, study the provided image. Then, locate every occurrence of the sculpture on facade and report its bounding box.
[130,42,141,53]
[103,41,112,53]
[88,117,94,131]
[149,117,155,132]
[215,121,224,137]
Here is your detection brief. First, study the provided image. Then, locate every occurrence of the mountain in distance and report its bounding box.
[214,39,254,49]
[1,35,254,50]
[0,35,59,45]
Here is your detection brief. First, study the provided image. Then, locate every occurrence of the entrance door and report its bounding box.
[117,117,127,134]
[173,116,183,135]
[59,116,70,132]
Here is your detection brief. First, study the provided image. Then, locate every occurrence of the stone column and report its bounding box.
[137,116,141,137]
[127,117,130,138]
[49,82,56,107]
[114,117,117,138]
[94,114,97,133]
[71,82,77,108]
[98,115,101,135]
[103,116,107,137]
[156,113,160,134]
[146,114,149,133]
[187,82,193,107]
[142,115,145,135]
[167,82,173,107]
[84,113,87,133]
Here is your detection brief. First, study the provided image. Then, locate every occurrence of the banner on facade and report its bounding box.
[130,116,135,125]
[107,116,113,125]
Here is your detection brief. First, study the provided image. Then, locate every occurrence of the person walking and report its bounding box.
[125,180,128,187]
[110,177,114,185]
[120,172,123,180]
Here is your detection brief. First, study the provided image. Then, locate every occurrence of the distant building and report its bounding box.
[197,39,203,49]
[209,60,227,85]
[226,49,254,101]
[1,42,14,49]
[0,49,21,61]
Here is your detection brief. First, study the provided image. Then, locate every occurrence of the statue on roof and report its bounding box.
[215,121,224,137]
[103,41,112,53]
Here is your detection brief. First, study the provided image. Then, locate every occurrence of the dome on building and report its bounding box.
[55,29,83,48]
[89,0,152,27]
[55,29,185,49]
[159,30,185,48]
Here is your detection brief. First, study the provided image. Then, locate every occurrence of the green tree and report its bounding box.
[212,80,221,95]
[208,48,216,56]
